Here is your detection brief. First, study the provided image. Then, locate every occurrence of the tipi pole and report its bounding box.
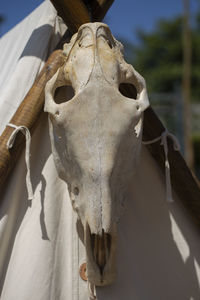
[0,50,65,189]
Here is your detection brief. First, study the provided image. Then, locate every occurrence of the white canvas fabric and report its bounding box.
[0,0,66,135]
[0,1,200,299]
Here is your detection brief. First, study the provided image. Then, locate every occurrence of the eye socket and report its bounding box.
[119,83,138,100]
[54,85,75,104]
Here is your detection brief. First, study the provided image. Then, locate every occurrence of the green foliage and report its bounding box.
[124,14,200,102]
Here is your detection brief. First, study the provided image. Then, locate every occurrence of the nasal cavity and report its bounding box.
[54,85,75,104]
[119,83,137,100]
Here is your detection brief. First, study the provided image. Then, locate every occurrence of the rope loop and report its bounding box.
[143,129,180,203]
[6,123,33,200]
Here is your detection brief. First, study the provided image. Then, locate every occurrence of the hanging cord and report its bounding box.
[142,130,180,203]
[6,123,34,200]
[87,281,97,300]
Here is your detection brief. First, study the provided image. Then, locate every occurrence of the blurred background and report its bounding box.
[0,0,200,177]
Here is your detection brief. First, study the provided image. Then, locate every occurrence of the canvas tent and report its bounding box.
[0,1,200,299]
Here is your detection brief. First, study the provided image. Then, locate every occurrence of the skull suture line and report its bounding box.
[45,22,149,286]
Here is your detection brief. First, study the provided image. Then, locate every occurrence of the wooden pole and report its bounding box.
[0,50,66,187]
[50,0,114,31]
[182,0,194,169]
[88,0,114,22]
[50,0,90,33]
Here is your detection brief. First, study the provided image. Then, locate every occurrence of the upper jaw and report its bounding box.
[84,222,117,286]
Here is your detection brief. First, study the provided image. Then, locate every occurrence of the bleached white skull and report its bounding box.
[45,22,149,286]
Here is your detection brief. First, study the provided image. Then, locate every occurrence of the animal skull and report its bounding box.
[45,22,149,286]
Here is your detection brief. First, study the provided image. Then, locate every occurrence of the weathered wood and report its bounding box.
[85,0,114,21]
[50,0,114,31]
[0,50,65,187]
[50,0,90,33]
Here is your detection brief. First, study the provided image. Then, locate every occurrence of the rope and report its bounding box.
[143,130,180,203]
[6,123,33,200]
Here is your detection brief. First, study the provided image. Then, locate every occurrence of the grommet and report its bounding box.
[79,262,87,281]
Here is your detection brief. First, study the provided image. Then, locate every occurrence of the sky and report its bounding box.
[0,0,199,43]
